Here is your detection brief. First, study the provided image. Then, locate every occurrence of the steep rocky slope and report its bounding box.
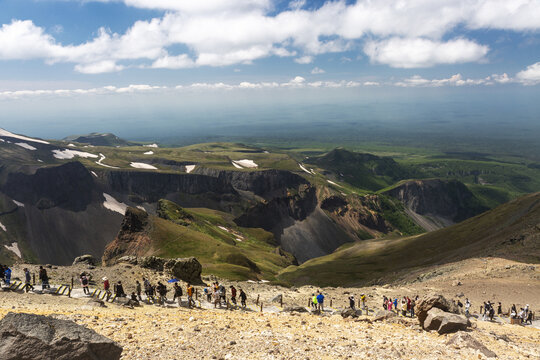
[384,179,488,231]
[102,200,296,280]
[279,192,540,286]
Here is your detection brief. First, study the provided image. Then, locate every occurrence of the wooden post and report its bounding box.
[280,296,283,308]
[196,289,198,300]
[308,298,310,307]
[260,302,263,312]
[71,277,74,289]
[32,273,35,286]
[330,299,333,308]
[256,294,260,305]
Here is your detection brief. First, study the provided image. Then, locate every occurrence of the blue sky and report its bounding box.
[0,0,539,140]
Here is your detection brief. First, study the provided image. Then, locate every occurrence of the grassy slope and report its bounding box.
[278,192,540,287]
[148,200,295,281]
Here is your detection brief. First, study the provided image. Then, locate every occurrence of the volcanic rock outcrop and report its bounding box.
[0,312,122,360]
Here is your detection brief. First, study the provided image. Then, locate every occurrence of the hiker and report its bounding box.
[311,294,318,310]
[204,286,212,302]
[524,304,530,319]
[219,283,226,306]
[393,298,398,311]
[143,278,152,298]
[410,297,416,317]
[136,280,143,301]
[525,311,533,325]
[173,283,183,302]
[349,296,355,310]
[213,286,221,308]
[239,288,247,309]
[115,281,126,298]
[360,294,366,310]
[4,266,11,286]
[103,277,111,300]
[230,285,237,305]
[23,268,33,292]
[382,296,388,310]
[401,297,407,316]
[3,266,11,286]
[465,299,471,317]
[187,283,195,308]
[156,282,167,303]
[511,304,517,316]
[316,291,324,312]
[80,273,89,295]
[130,292,140,305]
[39,266,49,289]
[387,298,393,312]
[497,302,502,315]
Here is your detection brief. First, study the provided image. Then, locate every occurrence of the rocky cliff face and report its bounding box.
[385,179,488,231]
[321,195,393,238]
[102,207,152,265]
[2,162,97,211]
[0,162,123,265]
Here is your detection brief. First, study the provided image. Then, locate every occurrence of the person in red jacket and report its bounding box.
[103,277,111,300]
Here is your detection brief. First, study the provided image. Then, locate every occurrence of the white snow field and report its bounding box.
[15,142,37,150]
[232,159,258,168]
[52,149,98,160]
[185,165,196,173]
[143,151,154,155]
[4,242,22,258]
[130,162,158,170]
[102,193,128,215]
[0,128,50,144]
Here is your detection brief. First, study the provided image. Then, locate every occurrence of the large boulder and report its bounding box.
[373,310,397,322]
[139,256,165,271]
[0,312,122,360]
[424,307,471,334]
[163,257,203,285]
[341,308,362,318]
[72,254,97,266]
[416,294,458,326]
[117,256,138,265]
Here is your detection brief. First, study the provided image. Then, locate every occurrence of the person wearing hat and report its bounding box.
[103,277,111,300]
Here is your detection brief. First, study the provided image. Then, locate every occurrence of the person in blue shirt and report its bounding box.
[316,291,325,311]
[4,267,11,286]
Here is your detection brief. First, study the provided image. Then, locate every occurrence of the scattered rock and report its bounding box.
[452,280,462,286]
[72,254,97,266]
[283,306,308,313]
[447,332,497,358]
[373,310,397,322]
[0,312,122,360]
[271,294,283,303]
[341,308,362,318]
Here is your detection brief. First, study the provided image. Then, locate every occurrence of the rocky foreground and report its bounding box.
[1,256,539,359]
[1,293,539,358]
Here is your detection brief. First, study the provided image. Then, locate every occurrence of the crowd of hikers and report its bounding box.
[1,264,536,324]
[381,295,418,317]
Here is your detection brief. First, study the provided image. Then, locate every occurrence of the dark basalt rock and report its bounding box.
[0,312,122,360]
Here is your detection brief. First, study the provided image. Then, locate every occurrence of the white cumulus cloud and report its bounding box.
[516,62,540,85]
[364,37,489,68]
